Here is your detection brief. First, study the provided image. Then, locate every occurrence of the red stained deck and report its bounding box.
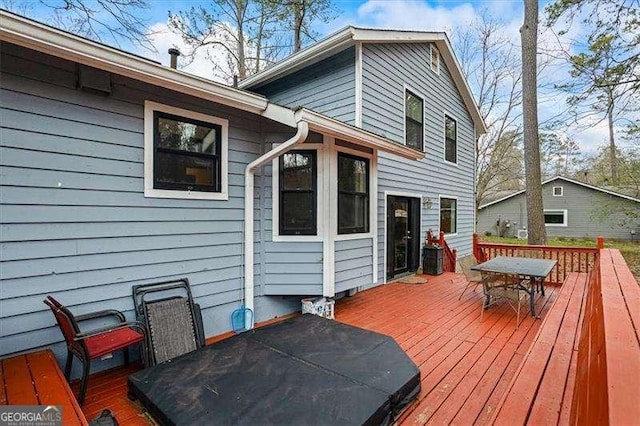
[72,272,558,425]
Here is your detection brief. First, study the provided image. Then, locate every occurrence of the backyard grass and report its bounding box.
[479,235,640,282]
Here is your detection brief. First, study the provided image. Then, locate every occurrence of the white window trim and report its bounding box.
[382,191,423,284]
[430,44,440,75]
[439,194,458,236]
[544,209,568,227]
[553,186,563,196]
[333,145,376,242]
[143,100,229,200]
[271,143,324,242]
[403,84,425,152]
[443,111,459,166]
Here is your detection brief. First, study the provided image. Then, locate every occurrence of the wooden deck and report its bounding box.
[70,272,557,425]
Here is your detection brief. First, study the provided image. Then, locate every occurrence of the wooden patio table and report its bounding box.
[471,256,557,318]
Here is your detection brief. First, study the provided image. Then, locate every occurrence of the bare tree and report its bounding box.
[169,0,284,82]
[521,0,546,244]
[539,132,582,180]
[454,16,524,210]
[1,0,154,51]
[274,0,335,52]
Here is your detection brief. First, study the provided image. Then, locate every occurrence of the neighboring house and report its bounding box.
[477,176,640,240]
[0,12,484,369]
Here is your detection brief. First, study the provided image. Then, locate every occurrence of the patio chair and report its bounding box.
[43,296,146,405]
[479,272,529,328]
[132,279,205,366]
[457,255,483,300]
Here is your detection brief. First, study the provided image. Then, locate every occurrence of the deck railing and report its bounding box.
[426,231,457,272]
[472,233,604,285]
[570,249,640,425]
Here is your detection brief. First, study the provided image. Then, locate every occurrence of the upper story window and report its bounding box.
[444,115,457,164]
[279,151,317,235]
[430,45,440,74]
[338,153,369,234]
[440,197,457,234]
[405,90,424,151]
[553,186,563,196]
[144,101,228,200]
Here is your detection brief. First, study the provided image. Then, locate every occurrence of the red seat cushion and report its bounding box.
[84,327,144,359]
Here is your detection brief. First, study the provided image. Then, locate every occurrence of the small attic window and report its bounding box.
[553,186,563,196]
[430,45,440,75]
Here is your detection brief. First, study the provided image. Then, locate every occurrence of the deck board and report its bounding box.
[66,272,557,425]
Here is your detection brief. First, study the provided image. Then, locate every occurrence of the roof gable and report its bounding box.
[239,27,486,135]
[479,176,640,209]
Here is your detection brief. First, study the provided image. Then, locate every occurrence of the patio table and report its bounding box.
[471,256,557,318]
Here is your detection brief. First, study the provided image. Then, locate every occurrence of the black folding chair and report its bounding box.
[132,279,205,366]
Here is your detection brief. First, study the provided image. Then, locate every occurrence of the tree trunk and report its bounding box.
[607,90,617,183]
[235,0,247,80]
[293,0,304,52]
[520,0,546,245]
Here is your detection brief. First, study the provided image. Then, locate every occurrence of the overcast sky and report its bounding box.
[12,0,628,156]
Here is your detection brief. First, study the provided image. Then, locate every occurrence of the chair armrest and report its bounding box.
[74,321,145,341]
[75,309,126,323]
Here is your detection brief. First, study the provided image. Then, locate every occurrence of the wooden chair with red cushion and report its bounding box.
[44,296,146,405]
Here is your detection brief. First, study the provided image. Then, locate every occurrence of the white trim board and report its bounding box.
[355,42,363,128]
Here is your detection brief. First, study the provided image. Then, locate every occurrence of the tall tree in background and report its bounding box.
[521,0,546,244]
[169,0,282,82]
[546,0,640,184]
[1,0,153,50]
[454,16,524,210]
[539,132,581,180]
[275,0,335,52]
[169,0,335,82]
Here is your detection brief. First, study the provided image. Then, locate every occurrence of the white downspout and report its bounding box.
[243,120,309,329]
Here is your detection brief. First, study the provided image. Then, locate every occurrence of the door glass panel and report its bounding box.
[393,199,409,271]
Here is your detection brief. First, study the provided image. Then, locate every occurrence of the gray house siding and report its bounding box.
[252,47,356,125]
[477,179,639,240]
[0,42,303,366]
[361,43,476,281]
[335,238,374,293]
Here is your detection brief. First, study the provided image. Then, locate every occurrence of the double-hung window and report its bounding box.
[154,112,222,192]
[144,101,228,200]
[444,115,457,163]
[338,153,369,234]
[440,197,457,234]
[404,90,424,151]
[279,151,317,235]
[405,90,424,151]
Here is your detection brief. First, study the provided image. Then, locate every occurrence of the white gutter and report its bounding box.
[243,121,309,328]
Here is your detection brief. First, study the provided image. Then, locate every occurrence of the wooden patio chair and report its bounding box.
[479,272,529,328]
[458,255,483,300]
[43,296,146,405]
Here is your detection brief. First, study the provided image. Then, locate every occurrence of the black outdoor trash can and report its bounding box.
[422,245,443,275]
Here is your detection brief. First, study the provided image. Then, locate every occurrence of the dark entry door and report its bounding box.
[387,196,421,280]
